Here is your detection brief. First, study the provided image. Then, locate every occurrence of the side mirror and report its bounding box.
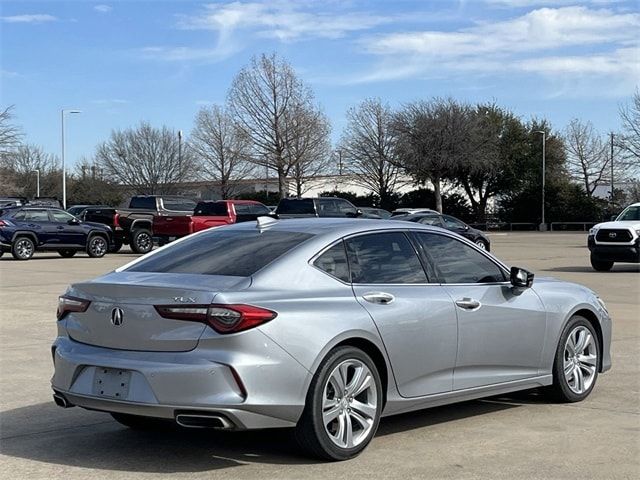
[356,209,363,217]
[610,215,617,221]
[510,266,534,288]
[68,218,80,225]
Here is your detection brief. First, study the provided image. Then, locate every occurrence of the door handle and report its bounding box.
[57,226,65,230]
[455,298,481,310]
[362,292,395,305]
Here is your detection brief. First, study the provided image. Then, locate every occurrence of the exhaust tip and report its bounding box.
[175,413,233,429]
[53,393,73,408]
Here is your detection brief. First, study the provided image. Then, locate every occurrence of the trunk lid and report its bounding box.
[63,272,250,352]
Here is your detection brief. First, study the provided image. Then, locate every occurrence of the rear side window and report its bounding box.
[276,198,315,214]
[345,232,427,284]
[415,233,505,284]
[250,204,271,215]
[194,202,228,215]
[313,242,350,283]
[234,204,251,215]
[129,197,156,209]
[162,197,196,211]
[11,211,26,220]
[127,230,314,276]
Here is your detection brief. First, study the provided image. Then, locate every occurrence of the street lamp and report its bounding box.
[61,109,82,209]
[535,130,546,231]
[32,169,40,197]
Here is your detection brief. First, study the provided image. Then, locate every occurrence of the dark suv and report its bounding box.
[276,197,371,218]
[0,207,113,260]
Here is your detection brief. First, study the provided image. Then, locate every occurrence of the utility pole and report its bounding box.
[535,131,546,231]
[610,132,614,207]
[178,130,183,164]
[32,170,40,197]
[61,109,81,209]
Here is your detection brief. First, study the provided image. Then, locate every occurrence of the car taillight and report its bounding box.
[113,213,120,228]
[154,304,277,334]
[57,295,91,320]
[0,220,11,227]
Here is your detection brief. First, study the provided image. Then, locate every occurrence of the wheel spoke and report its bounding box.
[323,403,342,425]
[349,409,372,430]
[330,368,346,394]
[578,353,597,367]
[574,365,584,393]
[566,334,577,356]
[563,360,574,377]
[351,399,376,421]
[342,411,354,448]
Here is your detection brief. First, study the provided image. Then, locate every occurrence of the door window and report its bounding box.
[313,242,350,282]
[24,210,49,222]
[345,232,427,284]
[50,210,76,223]
[442,215,467,230]
[415,233,506,284]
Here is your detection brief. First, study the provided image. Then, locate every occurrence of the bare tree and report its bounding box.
[228,53,324,198]
[96,122,196,194]
[619,90,640,163]
[339,98,400,208]
[394,98,473,213]
[286,103,332,197]
[564,119,609,196]
[2,144,60,197]
[0,105,23,158]
[190,105,254,198]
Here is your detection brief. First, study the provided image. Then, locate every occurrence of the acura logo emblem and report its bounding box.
[608,232,617,238]
[111,307,124,326]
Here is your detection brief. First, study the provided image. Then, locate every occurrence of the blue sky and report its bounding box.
[1,0,638,167]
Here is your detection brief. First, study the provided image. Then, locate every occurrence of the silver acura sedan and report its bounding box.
[51,218,611,460]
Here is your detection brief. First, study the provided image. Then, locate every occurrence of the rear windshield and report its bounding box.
[277,198,315,214]
[129,197,156,209]
[127,229,314,276]
[194,202,228,216]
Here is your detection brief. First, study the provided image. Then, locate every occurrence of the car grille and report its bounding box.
[596,229,633,243]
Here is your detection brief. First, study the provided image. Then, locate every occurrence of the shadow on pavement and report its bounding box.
[0,393,535,472]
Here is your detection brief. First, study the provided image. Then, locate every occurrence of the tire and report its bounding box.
[58,249,77,258]
[130,229,153,254]
[475,239,489,250]
[12,236,35,260]
[110,412,172,431]
[547,315,600,403]
[87,234,108,258]
[295,346,383,461]
[0,250,4,258]
[109,240,123,253]
[590,255,613,272]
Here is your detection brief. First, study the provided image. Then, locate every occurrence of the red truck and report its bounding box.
[191,200,273,232]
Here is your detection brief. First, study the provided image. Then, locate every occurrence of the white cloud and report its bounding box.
[177,1,390,40]
[485,0,620,6]
[94,5,113,14]
[139,45,238,62]
[351,6,639,92]
[1,14,57,24]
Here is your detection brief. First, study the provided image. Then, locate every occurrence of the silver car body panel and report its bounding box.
[51,218,612,429]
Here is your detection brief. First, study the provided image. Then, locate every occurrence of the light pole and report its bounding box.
[178,130,183,164]
[61,109,81,209]
[32,169,40,197]
[535,130,546,231]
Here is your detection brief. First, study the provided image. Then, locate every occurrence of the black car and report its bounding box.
[400,212,491,251]
[276,197,378,219]
[0,206,113,260]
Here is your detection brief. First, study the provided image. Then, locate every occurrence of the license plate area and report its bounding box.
[92,367,132,399]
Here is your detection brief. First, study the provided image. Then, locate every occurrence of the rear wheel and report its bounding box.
[547,315,600,402]
[0,250,4,258]
[295,346,382,461]
[58,249,77,258]
[87,235,108,258]
[590,255,613,271]
[110,412,172,431]
[131,229,153,254]
[12,236,35,260]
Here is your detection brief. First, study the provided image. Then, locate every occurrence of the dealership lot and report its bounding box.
[0,232,638,480]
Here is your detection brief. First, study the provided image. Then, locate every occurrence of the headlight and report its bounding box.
[596,297,609,315]
[635,229,640,236]
[589,227,598,236]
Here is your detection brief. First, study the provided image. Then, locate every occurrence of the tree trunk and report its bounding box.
[277,166,287,199]
[433,177,443,213]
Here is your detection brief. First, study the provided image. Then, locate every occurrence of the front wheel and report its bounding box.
[130,229,153,254]
[58,249,77,258]
[295,346,382,461]
[590,255,613,272]
[475,239,489,250]
[87,235,108,258]
[547,315,600,402]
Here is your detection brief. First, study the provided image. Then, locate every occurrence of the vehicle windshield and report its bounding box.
[616,205,640,221]
[194,202,228,215]
[126,229,314,276]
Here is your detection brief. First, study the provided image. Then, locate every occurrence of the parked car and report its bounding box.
[51,218,610,460]
[117,195,197,252]
[390,208,437,217]
[359,207,391,219]
[588,202,640,271]
[0,196,27,208]
[67,204,111,217]
[29,197,62,208]
[0,206,112,260]
[70,206,128,253]
[192,200,273,232]
[400,212,491,251]
[276,197,375,218]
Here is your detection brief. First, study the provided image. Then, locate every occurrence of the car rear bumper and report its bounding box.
[51,334,311,429]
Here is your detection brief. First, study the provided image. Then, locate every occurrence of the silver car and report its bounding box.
[51,218,611,460]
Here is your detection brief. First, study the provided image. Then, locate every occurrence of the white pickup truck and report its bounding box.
[588,202,640,271]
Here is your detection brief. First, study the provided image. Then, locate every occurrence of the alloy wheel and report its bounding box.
[90,237,107,257]
[136,233,151,251]
[322,359,378,449]
[563,325,598,395]
[16,239,34,259]
[475,240,487,250]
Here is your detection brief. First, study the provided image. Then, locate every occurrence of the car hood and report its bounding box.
[592,220,640,230]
